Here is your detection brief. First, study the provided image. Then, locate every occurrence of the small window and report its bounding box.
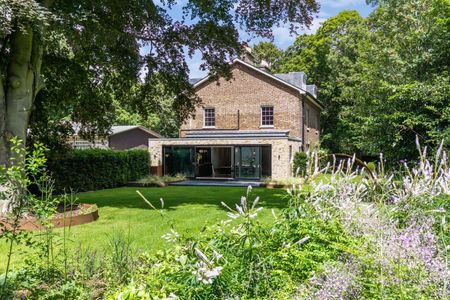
[204,108,215,127]
[261,106,274,126]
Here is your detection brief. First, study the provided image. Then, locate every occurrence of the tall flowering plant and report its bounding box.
[296,139,449,299]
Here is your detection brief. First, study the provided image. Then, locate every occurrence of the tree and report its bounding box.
[278,0,449,160]
[114,81,180,138]
[252,42,283,68]
[338,0,450,160]
[0,0,320,164]
[277,10,364,152]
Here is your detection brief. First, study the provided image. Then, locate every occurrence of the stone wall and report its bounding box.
[149,137,302,180]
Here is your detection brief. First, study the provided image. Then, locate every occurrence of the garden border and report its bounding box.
[0,204,99,231]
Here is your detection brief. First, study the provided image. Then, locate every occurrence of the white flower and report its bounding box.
[161,229,179,243]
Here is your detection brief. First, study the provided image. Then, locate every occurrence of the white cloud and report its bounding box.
[272,27,296,47]
[270,16,327,49]
[302,17,328,34]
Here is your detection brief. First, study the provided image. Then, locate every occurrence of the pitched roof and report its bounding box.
[191,58,323,109]
[110,125,162,138]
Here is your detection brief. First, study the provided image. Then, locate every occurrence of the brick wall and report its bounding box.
[181,63,303,138]
[303,102,320,147]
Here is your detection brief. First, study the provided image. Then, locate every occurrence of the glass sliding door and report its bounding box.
[163,146,194,177]
[195,147,213,177]
[261,146,272,178]
[235,146,261,179]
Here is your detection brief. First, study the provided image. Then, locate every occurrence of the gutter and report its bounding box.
[301,95,305,151]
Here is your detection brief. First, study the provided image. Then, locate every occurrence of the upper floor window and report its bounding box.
[261,106,274,126]
[204,108,215,127]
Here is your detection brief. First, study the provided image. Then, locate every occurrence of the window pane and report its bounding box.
[164,147,194,177]
[204,108,215,127]
[261,106,274,126]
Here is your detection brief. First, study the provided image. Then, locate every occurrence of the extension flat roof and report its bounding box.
[184,130,290,139]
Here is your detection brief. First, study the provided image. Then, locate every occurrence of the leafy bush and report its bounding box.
[3,139,448,299]
[47,149,149,192]
[293,152,308,176]
[366,161,376,172]
[114,140,449,299]
[293,149,331,178]
[114,186,355,299]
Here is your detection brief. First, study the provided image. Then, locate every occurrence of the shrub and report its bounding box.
[3,139,448,299]
[47,149,149,192]
[366,161,376,172]
[292,152,308,176]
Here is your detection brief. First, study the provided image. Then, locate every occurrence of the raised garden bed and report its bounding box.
[127,175,186,188]
[0,203,99,231]
[127,181,167,187]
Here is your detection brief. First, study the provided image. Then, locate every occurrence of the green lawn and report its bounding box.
[0,186,287,273]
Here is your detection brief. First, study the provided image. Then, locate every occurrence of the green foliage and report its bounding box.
[293,151,308,176]
[113,187,355,299]
[277,10,365,154]
[1,0,320,158]
[47,149,149,192]
[113,81,180,138]
[3,144,449,299]
[336,0,450,159]
[252,42,283,68]
[366,161,376,172]
[0,138,53,296]
[135,174,186,187]
[277,0,450,160]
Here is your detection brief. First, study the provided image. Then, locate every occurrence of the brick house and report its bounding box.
[149,55,322,180]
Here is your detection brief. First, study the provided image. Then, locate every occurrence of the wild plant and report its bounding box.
[295,139,449,299]
[0,139,47,295]
[114,185,353,299]
[0,141,93,298]
[106,230,136,285]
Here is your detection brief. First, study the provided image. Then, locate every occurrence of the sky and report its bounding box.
[148,0,376,79]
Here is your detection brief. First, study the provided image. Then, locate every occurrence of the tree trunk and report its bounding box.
[0,26,44,166]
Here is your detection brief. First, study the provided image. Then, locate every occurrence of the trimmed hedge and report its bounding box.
[47,149,149,192]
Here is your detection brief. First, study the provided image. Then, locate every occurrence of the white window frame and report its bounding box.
[203,107,216,128]
[260,105,274,128]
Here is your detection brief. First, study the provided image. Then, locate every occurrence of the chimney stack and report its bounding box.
[259,59,271,72]
[240,42,255,64]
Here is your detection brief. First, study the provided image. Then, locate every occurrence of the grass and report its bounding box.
[0,186,287,273]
